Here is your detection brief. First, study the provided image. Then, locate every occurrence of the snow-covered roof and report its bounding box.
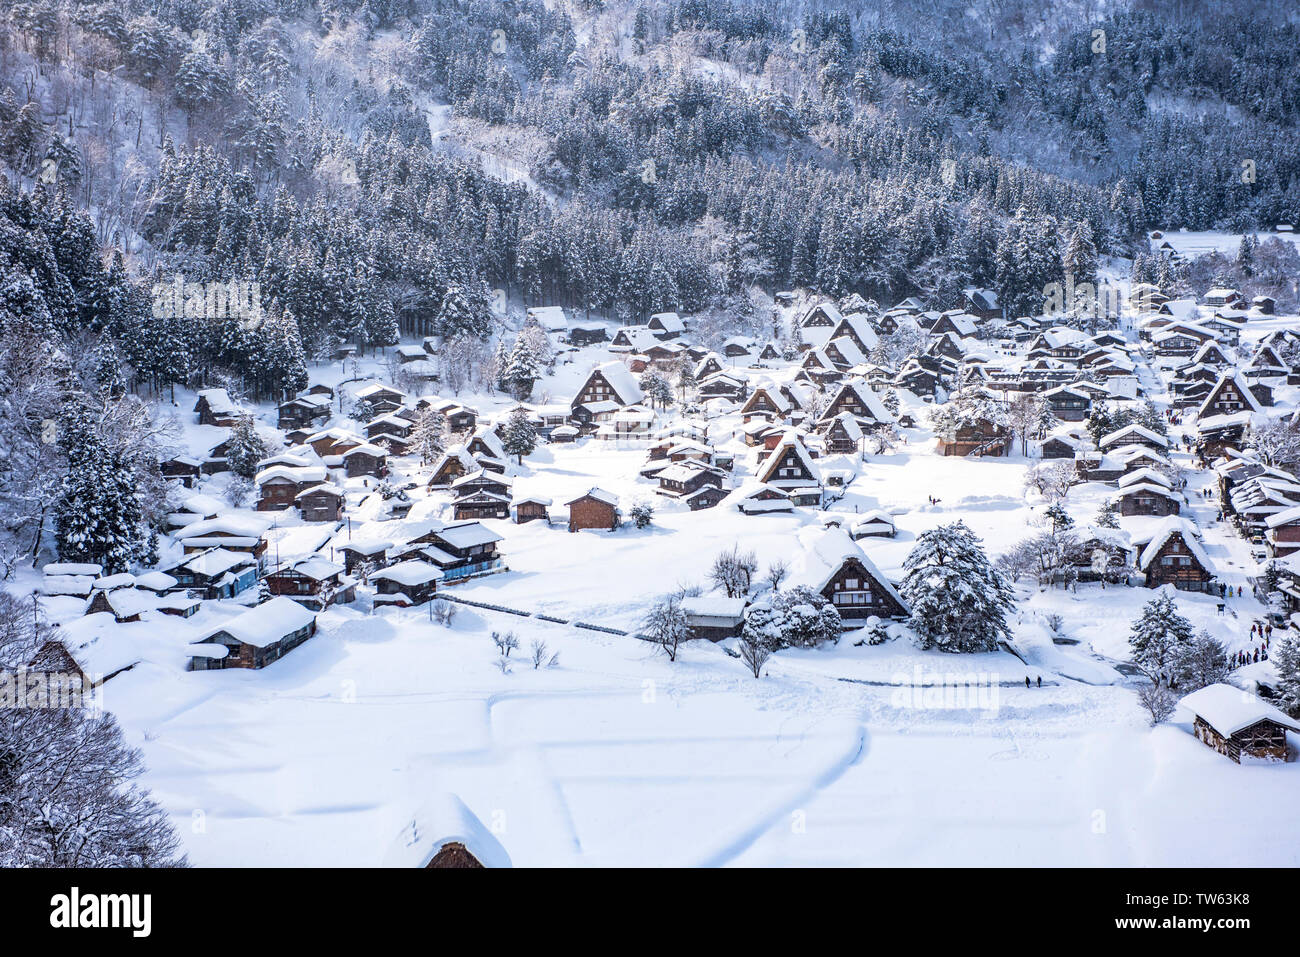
[381,792,512,868]
[135,571,178,592]
[196,388,236,414]
[370,560,445,587]
[1196,372,1263,420]
[527,305,568,330]
[1118,468,1172,490]
[435,520,504,549]
[44,562,103,577]
[680,596,747,619]
[1135,518,1214,573]
[1180,683,1300,737]
[256,465,328,486]
[198,597,316,648]
[568,487,619,507]
[787,527,908,614]
[1098,423,1169,450]
[648,311,684,333]
[589,361,644,406]
[181,547,256,577]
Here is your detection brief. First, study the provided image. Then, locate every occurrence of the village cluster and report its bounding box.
[31,265,1300,773]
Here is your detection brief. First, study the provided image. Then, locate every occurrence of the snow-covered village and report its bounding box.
[2,0,1300,887]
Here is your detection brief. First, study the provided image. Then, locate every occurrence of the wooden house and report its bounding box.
[566,488,620,532]
[570,362,644,416]
[799,301,842,329]
[936,418,1011,457]
[756,432,821,492]
[679,596,747,641]
[819,380,893,429]
[194,388,240,427]
[189,597,318,670]
[513,496,551,524]
[647,311,685,339]
[343,444,389,479]
[1043,385,1091,422]
[1197,372,1262,422]
[371,560,443,606]
[265,556,356,610]
[354,384,407,415]
[295,484,345,522]
[961,288,1000,321]
[739,386,793,423]
[256,465,329,511]
[278,394,332,430]
[1135,520,1215,591]
[822,413,863,455]
[568,323,608,347]
[164,547,258,599]
[337,541,392,576]
[427,447,477,488]
[1264,505,1300,557]
[177,516,270,567]
[790,529,910,625]
[1182,684,1299,764]
[160,455,202,488]
[1116,470,1181,517]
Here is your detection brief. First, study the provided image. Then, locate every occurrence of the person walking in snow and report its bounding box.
[1025,676,1030,688]
[1036,676,1042,688]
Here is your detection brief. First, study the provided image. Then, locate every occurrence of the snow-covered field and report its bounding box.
[35,323,1293,867]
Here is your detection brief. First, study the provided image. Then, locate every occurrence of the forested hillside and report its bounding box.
[1,0,1298,565]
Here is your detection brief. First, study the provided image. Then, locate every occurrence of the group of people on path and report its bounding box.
[1232,620,1275,669]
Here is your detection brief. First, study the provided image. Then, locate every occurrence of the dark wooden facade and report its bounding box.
[567,493,619,532]
[819,557,909,623]
[1193,715,1289,764]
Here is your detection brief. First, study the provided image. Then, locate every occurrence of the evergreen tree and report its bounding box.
[901,521,1015,652]
[1128,592,1195,685]
[410,407,448,465]
[502,408,537,464]
[501,335,541,400]
[226,415,267,478]
[1273,629,1300,718]
[54,431,149,574]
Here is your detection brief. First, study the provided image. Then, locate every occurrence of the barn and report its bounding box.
[188,597,318,670]
[1181,684,1299,763]
[566,488,620,532]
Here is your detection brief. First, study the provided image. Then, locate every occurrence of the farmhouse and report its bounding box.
[265,556,356,610]
[679,597,747,641]
[790,529,910,625]
[189,597,318,671]
[1135,520,1215,591]
[1196,372,1262,422]
[194,388,241,426]
[567,488,621,532]
[756,431,822,494]
[370,560,443,606]
[295,484,345,522]
[1182,684,1299,763]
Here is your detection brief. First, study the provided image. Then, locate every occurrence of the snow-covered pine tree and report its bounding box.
[501,335,541,400]
[226,415,268,478]
[1128,592,1194,685]
[409,407,448,465]
[502,408,537,464]
[1272,629,1300,718]
[53,430,149,574]
[901,521,1015,652]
